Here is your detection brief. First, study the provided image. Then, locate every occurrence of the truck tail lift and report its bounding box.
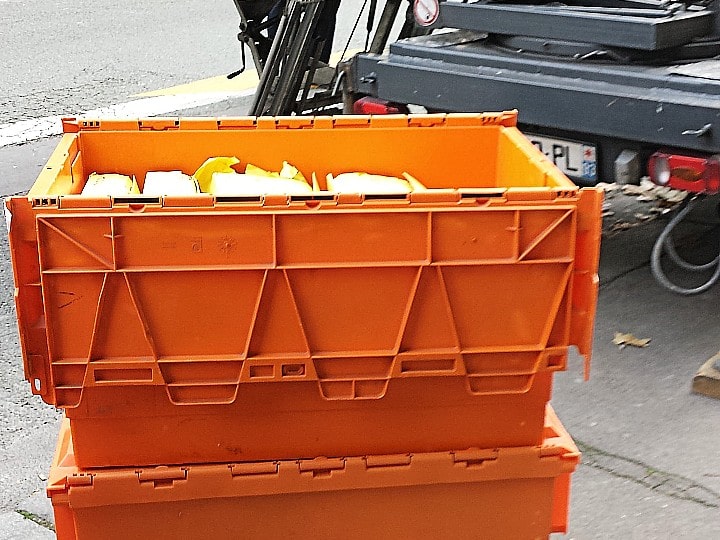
[230,0,419,116]
[230,0,720,293]
[346,0,720,185]
[231,0,333,116]
[346,0,720,295]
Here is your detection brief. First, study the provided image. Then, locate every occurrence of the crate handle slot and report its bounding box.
[216,195,263,204]
[249,365,274,379]
[364,193,409,201]
[113,197,161,206]
[400,358,457,374]
[230,462,279,476]
[93,368,154,384]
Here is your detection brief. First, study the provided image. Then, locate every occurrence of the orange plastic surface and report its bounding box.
[7,113,601,464]
[48,405,580,540]
[66,372,553,467]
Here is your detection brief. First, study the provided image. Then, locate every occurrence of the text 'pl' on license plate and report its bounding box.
[526,133,597,182]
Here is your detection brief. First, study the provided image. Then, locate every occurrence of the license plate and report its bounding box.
[526,133,597,183]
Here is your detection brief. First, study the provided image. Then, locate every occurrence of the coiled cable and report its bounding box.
[650,196,720,295]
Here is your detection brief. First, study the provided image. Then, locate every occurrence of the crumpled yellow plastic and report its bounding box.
[245,161,307,183]
[193,157,240,192]
[208,173,314,195]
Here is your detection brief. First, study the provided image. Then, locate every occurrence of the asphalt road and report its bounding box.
[2,1,720,539]
[1,0,241,124]
[0,0,378,125]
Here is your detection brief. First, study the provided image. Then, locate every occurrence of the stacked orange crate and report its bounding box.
[7,112,601,538]
[48,406,579,540]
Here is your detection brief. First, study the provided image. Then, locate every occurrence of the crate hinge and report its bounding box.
[137,467,188,484]
[452,448,499,466]
[67,473,94,487]
[138,119,181,131]
[298,457,346,476]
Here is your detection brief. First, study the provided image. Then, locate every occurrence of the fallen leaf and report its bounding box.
[636,195,655,202]
[634,213,652,221]
[662,190,688,204]
[622,185,646,196]
[597,182,621,192]
[639,178,656,190]
[610,222,634,232]
[613,332,651,349]
[602,210,616,217]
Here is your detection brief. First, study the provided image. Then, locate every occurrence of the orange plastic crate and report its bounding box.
[49,406,580,540]
[7,113,602,466]
[66,372,554,466]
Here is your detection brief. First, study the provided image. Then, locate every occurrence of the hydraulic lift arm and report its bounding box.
[230,0,410,115]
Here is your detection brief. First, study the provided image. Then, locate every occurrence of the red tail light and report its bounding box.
[649,151,720,194]
[352,97,409,115]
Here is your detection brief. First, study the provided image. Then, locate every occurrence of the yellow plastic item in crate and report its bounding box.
[193,157,241,192]
[207,160,313,195]
[246,161,307,182]
[208,172,313,195]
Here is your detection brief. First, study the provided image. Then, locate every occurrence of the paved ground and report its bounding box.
[0,144,60,537]
[0,0,240,125]
[554,203,720,538]
[1,0,378,127]
[2,2,720,538]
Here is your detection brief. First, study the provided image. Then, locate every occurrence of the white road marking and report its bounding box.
[0,90,254,149]
[3,200,11,232]
[1,48,357,149]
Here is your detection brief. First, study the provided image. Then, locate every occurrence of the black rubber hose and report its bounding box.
[650,196,720,295]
